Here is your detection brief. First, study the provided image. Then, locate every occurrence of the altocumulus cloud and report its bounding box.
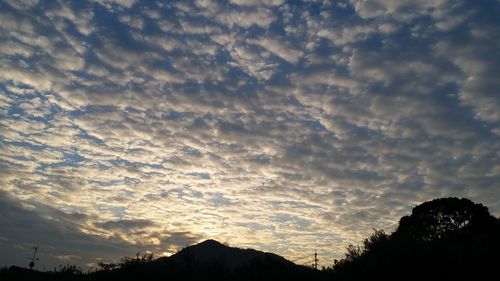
[0,0,499,268]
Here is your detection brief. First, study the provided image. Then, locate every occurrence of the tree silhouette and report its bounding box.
[1,197,497,281]
[395,197,495,242]
[362,228,389,252]
[330,197,500,281]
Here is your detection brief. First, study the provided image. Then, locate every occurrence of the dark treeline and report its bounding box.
[327,197,500,281]
[0,253,320,281]
[1,197,499,281]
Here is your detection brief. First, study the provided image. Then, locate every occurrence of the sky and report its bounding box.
[1,0,500,270]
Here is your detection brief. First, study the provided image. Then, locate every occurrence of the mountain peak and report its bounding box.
[165,239,296,269]
[197,239,224,247]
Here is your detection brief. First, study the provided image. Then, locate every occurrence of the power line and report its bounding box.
[291,254,312,263]
[293,251,320,270]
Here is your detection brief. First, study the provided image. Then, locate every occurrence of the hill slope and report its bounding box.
[0,239,320,281]
[162,239,297,269]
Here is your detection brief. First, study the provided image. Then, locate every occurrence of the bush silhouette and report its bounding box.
[1,197,497,281]
[330,197,500,281]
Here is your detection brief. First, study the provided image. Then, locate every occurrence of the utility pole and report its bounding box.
[313,251,319,270]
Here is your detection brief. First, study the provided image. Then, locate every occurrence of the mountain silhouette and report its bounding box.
[0,239,318,281]
[161,239,297,269]
[3,197,497,281]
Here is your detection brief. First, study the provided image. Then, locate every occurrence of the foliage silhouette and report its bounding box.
[58,264,83,275]
[1,197,498,281]
[329,197,500,281]
[395,197,496,242]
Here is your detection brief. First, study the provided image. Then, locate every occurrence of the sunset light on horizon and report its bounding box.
[1,0,499,270]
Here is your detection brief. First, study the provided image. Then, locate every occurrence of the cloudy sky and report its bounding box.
[1,0,499,269]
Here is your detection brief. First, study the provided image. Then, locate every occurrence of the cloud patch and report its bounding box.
[0,0,499,269]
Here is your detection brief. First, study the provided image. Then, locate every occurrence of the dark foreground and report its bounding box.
[1,197,499,281]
